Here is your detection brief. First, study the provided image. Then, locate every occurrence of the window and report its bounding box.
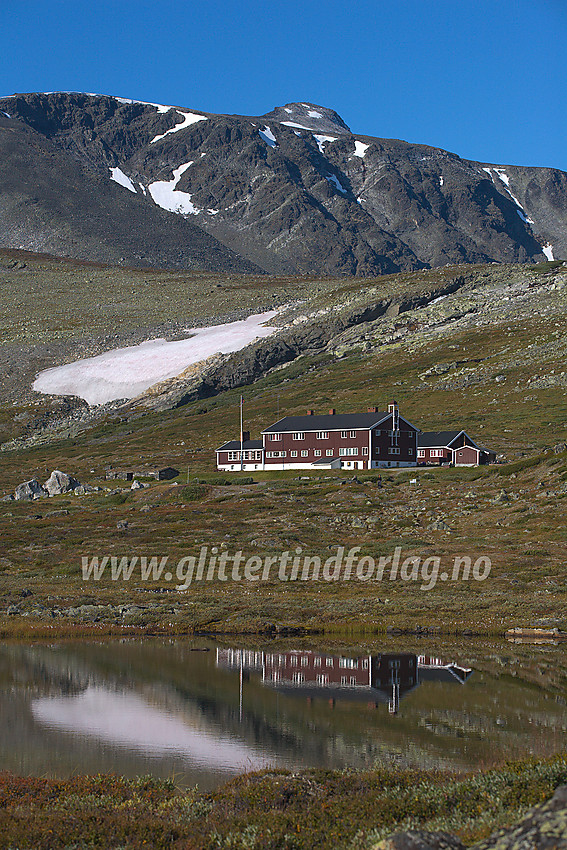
[266,451,286,458]
[362,447,368,455]
[326,657,334,667]
[316,431,329,439]
[314,656,321,667]
[270,433,282,441]
[316,674,329,685]
[341,676,348,685]
[350,430,356,438]
[339,447,358,456]
[374,447,380,455]
[350,676,357,686]
[417,449,425,458]
[293,432,305,440]
[301,656,309,667]
[290,655,297,666]
[326,449,334,456]
[339,657,358,669]
[291,450,297,457]
[227,451,240,461]
[301,450,308,457]
[341,430,348,438]
[314,449,321,457]
[408,448,413,456]
[292,672,305,684]
[362,659,368,669]
[389,447,400,455]
[431,449,444,458]
[375,429,381,436]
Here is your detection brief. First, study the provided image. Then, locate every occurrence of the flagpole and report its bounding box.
[240,395,244,471]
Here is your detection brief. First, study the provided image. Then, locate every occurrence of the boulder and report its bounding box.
[14,479,47,500]
[43,469,81,496]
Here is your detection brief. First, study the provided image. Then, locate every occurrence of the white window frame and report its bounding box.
[314,449,321,457]
[291,450,298,457]
[270,433,282,441]
[349,430,356,438]
[326,449,334,456]
[293,432,305,440]
[301,449,308,457]
[316,431,329,439]
[417,449,425,458]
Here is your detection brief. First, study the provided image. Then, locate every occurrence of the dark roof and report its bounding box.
[312,456,340,465]
[418,430,464,448]
[216,440,264,451]
[263,412,392,433]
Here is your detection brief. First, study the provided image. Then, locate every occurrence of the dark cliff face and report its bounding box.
[0,92,565,274]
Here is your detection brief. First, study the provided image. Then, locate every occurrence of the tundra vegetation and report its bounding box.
[1,251,567,846]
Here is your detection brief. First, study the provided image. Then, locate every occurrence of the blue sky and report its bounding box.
[1,0,566,170]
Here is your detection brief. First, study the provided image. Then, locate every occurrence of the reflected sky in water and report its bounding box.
[1,639,566,788]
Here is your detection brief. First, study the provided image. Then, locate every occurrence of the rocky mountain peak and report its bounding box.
[261,102,352,135]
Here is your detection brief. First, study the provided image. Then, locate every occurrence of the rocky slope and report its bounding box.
[1,92,565,275]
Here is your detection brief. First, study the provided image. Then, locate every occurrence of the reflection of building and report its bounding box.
[216,649,472,714]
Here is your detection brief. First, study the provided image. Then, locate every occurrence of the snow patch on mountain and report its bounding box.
[259,126,277,148]
[327,174,347,194]
[353,141,369,158]
[112,96,172,113]
[542,243,555,261]
[313,134,337,153]
[33,310,280,405]
[150,111,207,144]
[148,162,200,215]
[483,166,535,225]
[308,109,322,118]
[110,167,137,193]
[281,121,312,131]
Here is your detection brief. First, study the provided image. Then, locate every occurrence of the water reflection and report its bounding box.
[0,640,565,788]
[217,649,472,714]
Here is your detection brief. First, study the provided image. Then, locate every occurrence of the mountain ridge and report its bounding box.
[1,91,565,275]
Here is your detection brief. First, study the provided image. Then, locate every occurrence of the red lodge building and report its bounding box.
[216,402,419,471]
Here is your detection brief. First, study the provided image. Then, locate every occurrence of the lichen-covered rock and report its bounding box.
[471,783,567,849]
[373,831,465,849]
[43,469,80,495]
[14,479,47,500]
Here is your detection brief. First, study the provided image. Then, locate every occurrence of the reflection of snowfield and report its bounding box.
[31,686,273,771]
[33,311,279,405]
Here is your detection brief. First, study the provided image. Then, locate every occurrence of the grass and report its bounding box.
[0,755,566,848]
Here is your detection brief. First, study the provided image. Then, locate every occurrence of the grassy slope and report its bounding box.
[1,255,567,635]
[1,756,567,849]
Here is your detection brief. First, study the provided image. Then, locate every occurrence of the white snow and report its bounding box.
[284,108,292,113]
[353,141,369,158]
[31,686,274,771]
[112,96,172,113]
[483,166,534,224]
[313,134,337,154]
[109,167,137,193]
[2,111,10,118]
[542,243,555,261]
[148,162,198,215]
[326,174,347,194]
[33,310,280,405]
[138,183,147,196]
[150,111,207,144]
[308,109,322,118]
[439,176,444,187]
[280,121,312,131]
[259,126,277,148]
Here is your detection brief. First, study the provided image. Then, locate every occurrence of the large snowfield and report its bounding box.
[33,311,280,405]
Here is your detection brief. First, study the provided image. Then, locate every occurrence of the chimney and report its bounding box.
[367,406,379,413]
[328,408,336,415]
[242,430,250,443]
[388,400,398,414]
[307,409,314,416]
